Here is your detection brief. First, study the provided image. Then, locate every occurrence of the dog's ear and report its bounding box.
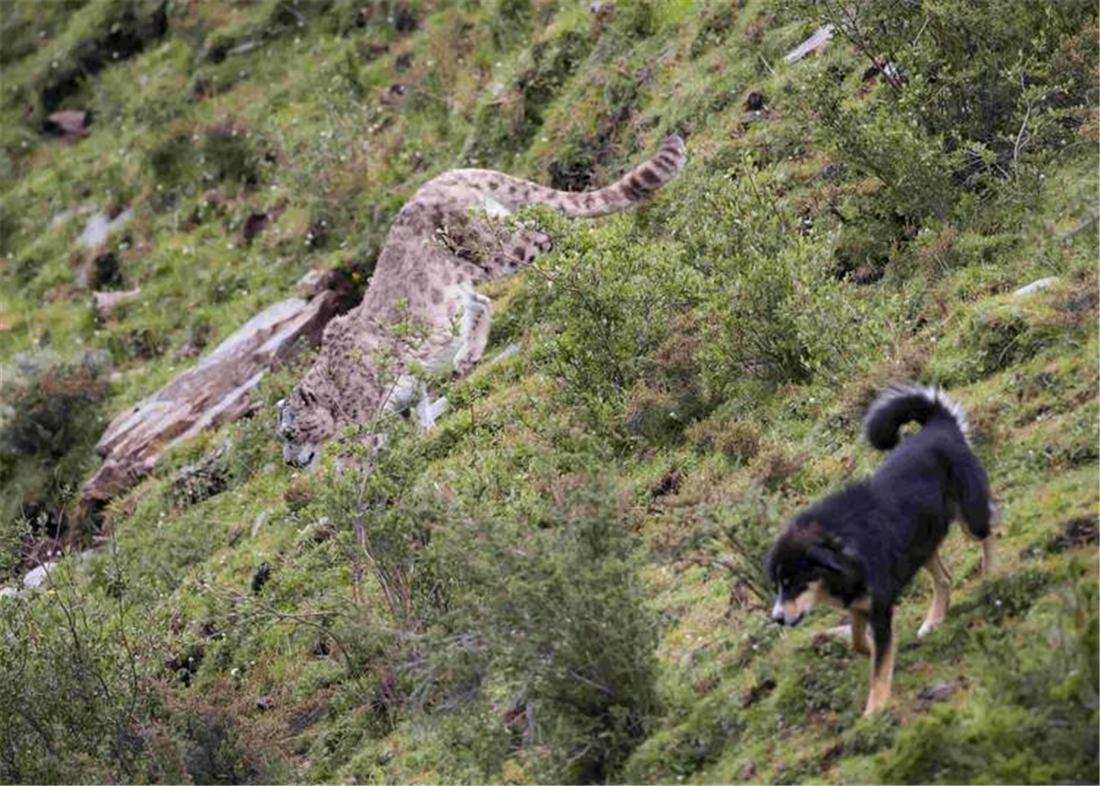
[763,545,777,582]
[808,540,850,575]
[808,540,864,595]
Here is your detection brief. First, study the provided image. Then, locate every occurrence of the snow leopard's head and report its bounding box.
[276,381,334,470]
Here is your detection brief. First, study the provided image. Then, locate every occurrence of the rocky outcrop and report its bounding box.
[81,277,345,508]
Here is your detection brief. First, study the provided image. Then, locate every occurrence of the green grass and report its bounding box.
[0,0,1096,782]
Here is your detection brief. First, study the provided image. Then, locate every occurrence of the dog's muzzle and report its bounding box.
[771,598,804,626]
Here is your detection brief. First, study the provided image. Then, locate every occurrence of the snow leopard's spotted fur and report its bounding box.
[278,135,687,467]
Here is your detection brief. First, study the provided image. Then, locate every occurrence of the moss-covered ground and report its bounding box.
[0,0,1096,782]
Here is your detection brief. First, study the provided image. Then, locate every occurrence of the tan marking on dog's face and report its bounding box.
[772,580,825,626]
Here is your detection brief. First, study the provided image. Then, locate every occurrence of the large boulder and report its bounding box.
[81,283,343,507]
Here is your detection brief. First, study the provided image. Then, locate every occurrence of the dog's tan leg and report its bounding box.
[851,610,872,655]
[918,550,951,638]
[979,537,994,576]
[864,611,895,716]
[825,612,872,654]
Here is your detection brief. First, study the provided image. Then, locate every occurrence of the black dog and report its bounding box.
[765,384,994,716]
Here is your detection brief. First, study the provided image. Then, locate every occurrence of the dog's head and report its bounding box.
[765,519,864,626]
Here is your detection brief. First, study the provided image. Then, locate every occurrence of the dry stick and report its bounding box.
[830,1,905,93]
[221,585,358,674]
[568,669,615,696]
[1012,85,1034,168]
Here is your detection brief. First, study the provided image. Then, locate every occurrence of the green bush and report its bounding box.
[793,0,1097,222]
[876,578,1098,783]
[0,563,153,783]
[0,351,110,575]
[313,442,661,783]
[0,350,108,459]
[436,475,661,783]
[521,206,708,439]
[15,0,168,122]
[699,484,779,608]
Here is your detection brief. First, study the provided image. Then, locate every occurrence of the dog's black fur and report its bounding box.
[765,384,993,713]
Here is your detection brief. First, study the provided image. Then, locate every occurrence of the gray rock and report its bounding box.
[22,562,55,590]
[78,207,133,249]
[82,290,344,506]
[295,268,331,297]
[784,25,834,64]
[1013,276,1059,297]
[916,680,959,708]
[251,510,270,538]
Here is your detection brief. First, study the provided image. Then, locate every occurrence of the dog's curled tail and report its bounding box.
[862,384,969,451]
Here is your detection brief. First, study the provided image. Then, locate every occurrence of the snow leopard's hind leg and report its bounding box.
[452,290,493,377]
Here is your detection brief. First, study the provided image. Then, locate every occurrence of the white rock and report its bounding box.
[784,25,834,64]
[93,287,141,319]
[416,392,448,431]
[78,207,133,249]
[486,342,521,368]
[251,510,270,538]
[22,562,55,590]
[1013,276,1059,297]
[83,291,343,505]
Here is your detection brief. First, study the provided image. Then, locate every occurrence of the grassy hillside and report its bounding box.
[0,0,1097,782]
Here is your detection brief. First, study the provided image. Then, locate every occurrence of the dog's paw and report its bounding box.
[917,617,944,638]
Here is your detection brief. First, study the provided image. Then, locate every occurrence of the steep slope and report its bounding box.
[0,1,1096,783]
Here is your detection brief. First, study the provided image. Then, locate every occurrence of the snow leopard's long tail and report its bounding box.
[446,134,687,218]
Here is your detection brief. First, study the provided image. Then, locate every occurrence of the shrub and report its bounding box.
[699,485,781,609]
[0,350,109,460]
[792,0,1097,222]
[876,578,1098,783]
[0,350,110,574]
[0,563,153,783]
[522,206,709,440]
[437,476,661,783]
[687,415,762,462]
[931,285,1091,385]
[463,23,593,165]
[690,2,740,58]
[660,165,889,395]
[316,444,661,783]
[200,122,264,187]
